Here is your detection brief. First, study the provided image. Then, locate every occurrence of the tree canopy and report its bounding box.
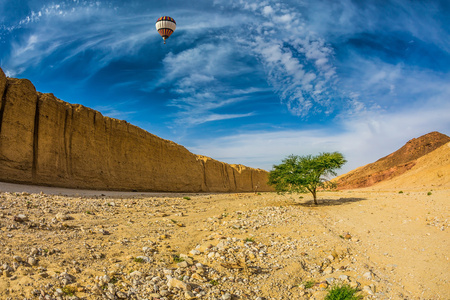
[268,152,347,205]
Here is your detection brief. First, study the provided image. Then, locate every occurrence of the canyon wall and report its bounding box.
[0,68,272,192]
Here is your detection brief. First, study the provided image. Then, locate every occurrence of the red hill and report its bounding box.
[335,131,450,189]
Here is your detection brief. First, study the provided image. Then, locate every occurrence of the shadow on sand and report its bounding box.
[295,197,367,207]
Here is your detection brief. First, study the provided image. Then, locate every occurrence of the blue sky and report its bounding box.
[1,0,449,175]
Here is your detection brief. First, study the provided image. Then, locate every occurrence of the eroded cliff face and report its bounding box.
[0,68,272,192]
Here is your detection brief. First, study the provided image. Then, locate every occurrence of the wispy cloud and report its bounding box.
[336,54,450,114]
[220,0,342,117]
[302,0,450,51]
[179,112,256,126]
[4,2,156,75]
[157,42,259,127]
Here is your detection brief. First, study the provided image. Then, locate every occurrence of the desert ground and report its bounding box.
[0,181,448,300]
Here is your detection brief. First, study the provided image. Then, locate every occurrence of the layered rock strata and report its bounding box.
[0,68,271,192]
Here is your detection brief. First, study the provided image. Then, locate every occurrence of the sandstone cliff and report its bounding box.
[334,131,450,189]
[0,68,272,192]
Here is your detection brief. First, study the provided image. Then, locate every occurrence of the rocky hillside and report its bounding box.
[335,131,450,189]
[0,68,271,192]
[373,141,450,189]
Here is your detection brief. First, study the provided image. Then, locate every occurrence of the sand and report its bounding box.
[0,181,448,299]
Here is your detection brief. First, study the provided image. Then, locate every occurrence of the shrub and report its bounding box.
[183,196,191,200]
[173,254,184,263]
[134,257,144,263]
[209,279,219,286]
[110,276,118,284]
[427,192,432,196]
[325,284,362,300]
[61,286,77,296]
[303,280,315,289]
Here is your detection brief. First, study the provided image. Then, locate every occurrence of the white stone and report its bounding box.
[167,277,191,291]
[13,256,22,262]
[338,275,349,281]
[130,271,142,277]
[177,261,188,268]
[222,293,232,300]
[363,271,373,280]
[190,249,200,256]
[363,285,374,295]
[28,257,38,266]
[135,256,152,263]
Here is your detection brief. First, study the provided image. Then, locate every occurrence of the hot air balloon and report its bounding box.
[155,16,176,44]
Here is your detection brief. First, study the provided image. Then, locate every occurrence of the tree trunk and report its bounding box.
[312,190,318,205]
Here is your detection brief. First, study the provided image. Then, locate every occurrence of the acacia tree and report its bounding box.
[268,152,347,205]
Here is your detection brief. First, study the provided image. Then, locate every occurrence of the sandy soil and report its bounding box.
[0,181,448,299]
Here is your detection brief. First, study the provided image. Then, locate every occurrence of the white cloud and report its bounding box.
[262,6,274,16]
[6,2,156,74]
[273,13,294,23]
[180,112,256,126]
[249,34,336,117]
[213,0,341,118]
[157,42,259,127]
[337,55,450,113]
[14,35,38,55]
[3,68,18,77]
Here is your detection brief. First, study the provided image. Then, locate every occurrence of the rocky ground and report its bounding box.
[0,183,449,299]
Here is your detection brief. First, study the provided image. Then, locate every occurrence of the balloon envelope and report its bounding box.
[156,16,176,44]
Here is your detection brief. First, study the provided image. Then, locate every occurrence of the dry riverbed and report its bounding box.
[0,183,448,299]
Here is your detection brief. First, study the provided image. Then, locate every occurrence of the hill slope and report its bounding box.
[372,141,450,189]
[335,131,450,189]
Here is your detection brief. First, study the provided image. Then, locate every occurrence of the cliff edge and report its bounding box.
[0,68,272,192]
